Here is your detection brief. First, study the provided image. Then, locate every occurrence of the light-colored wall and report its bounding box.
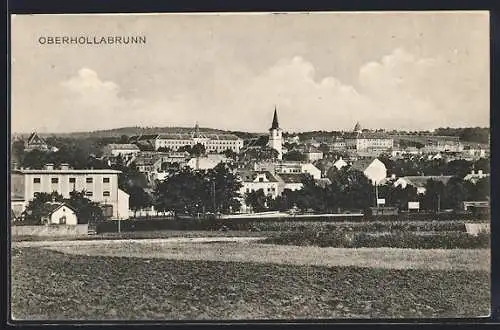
[118,189,130,220]
[155,137,244,153]
[306,152,323,162]
[16,170,123,219]
[240,181,280,199]
[48,206,78,225]
[283,182,304,191]
[364,159,387,185]
[11,224,89,237]
[301,163,321,180]
[268,128,283,160]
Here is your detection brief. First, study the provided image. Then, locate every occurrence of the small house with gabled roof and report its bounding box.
[40,202,78,225]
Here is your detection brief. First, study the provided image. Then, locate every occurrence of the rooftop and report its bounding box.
[399,175,453,188]
[106,143,140,150]
[238,170,280,183]
[12,168,122,174]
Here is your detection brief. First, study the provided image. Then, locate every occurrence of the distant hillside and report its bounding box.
[14,126,262,140]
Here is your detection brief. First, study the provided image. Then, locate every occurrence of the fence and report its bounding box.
[11,224,89,237]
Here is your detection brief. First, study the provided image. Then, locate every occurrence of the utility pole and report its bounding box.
[212,181,216,214]
[437,194,441,214]
[117,196,121,234]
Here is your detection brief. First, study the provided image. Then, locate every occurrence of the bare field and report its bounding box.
[28,238,491,271]
[11,247,490,320]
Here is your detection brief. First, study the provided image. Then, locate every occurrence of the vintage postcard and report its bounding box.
[10,12,490,321]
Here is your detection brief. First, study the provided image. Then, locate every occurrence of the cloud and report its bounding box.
[200,56,376,132]
[14,48,488,133]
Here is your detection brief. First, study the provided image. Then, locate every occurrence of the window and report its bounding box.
[59,216,66,225]
[69,178,76,183]
[33,178,41,184]
[259,177,264,182]
[85,191,93,197]
[51,178,59,184]
[103,177,110,183]
[86,178,93,183]
[103,191,111,197]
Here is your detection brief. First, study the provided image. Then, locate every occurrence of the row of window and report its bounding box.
[33,191,111,198]
[34,177,111,184]
[245,187,276,193]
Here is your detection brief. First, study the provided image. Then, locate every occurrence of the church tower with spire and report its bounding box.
[268,107,283,160]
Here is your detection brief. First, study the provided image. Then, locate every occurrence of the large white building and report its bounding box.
[267,108,283,160]
[11,163,129,220]
[344,122,394,152]
[133,124,244,153]
[254,161,322,180]
[238,170,281,199]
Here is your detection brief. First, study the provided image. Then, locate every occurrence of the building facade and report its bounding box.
[103,143,140,157]
[350,158,388,185]
[11,164,129,219]
[345,132,394,152]
[238,170,281,199]
[41,202,78,225]
[133,124,244,153]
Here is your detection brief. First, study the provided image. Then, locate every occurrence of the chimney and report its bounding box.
[11,162,18,170]
[478,170,483,175]
[391,174,396,180]
[44,163,54,170]
[60,163,70,170]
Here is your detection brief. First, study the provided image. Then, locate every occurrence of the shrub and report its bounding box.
[262,230,490,249]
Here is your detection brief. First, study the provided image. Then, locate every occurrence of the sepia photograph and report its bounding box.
[10,11,490,321]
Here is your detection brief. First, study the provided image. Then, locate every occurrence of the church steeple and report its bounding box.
[270,107,279,130]
[267,106,283,160]
[194,121,200,138]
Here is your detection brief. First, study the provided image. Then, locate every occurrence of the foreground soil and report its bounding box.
[11,247,490,320]
[34,240,490,272]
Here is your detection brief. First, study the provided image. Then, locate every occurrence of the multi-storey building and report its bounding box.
[254,161,322,180]
[238,170,281,199]
[345,132,394,152]
[11,163,129,220]
[132,124,244,153]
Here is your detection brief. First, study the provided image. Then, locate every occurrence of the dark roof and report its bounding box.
[106,144,140,150]
[345,132,392,139]
[39,202,75,217]
[26,132,47,146]
[278,173,306,184]
[238,170,279,183]
[350,158,377,172]
[270,108,279,130]
[399,175,453,188]
[137,134,160,141]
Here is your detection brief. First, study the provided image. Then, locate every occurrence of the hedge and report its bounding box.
[262,230,490,249]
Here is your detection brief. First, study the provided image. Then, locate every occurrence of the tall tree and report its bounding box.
[244,189,268,213]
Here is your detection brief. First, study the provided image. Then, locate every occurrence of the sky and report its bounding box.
[11,12,490,134]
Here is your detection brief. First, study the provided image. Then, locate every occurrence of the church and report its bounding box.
[267,107,283,160]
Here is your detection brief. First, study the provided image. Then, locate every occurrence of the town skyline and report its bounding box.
[11,12,489,133]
